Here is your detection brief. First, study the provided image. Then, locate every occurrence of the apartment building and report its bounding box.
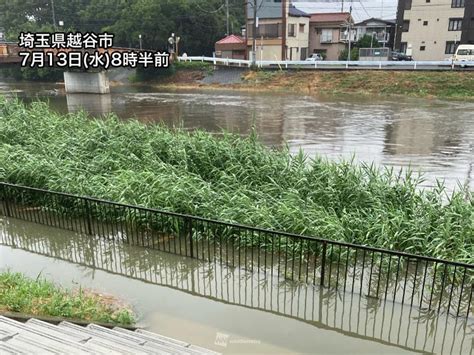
[395,0,474,60]
[246,1,310,60]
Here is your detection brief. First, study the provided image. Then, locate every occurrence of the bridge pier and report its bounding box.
[63,71,110,94]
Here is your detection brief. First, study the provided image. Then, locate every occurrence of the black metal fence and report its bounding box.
[0,182,472,318]
[0,226,470,354]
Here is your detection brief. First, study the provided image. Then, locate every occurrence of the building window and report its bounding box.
[451,0,464,8]
[423,21,428,26]
[400,42,408,53]
[402,20,410,32]
[448,18,463,31]
[288,24,295,37]
[405,0,412,10]
[301,47,308,60]
[248,23,282,38]
[299,24,305,33]
[426,0,430,2]
[420,45,426,51]
[320,29,333,43]
[445,41,457,54]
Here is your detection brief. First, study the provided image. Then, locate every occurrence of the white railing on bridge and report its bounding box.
[177,56,474,70]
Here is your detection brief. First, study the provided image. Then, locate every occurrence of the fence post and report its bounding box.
[187,217,194,258]
[85,199,93,235]
[320,241,327,287]
[1,185,11,217]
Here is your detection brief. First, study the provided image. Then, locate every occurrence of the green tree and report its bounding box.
[338,34,381,60]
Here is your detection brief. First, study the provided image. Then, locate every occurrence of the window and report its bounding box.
[248,23,282,38]
[448,18,463,31]
[445,41,457,54]
[423,21,428,26]
[400,42,408,53]
[320,29,333,43]
[451,0,464,8]
[300,47,308,60]
[402,20,410,32]
[288,24,295,37]
[426,0,430,2]
[404,0,412,10]
[299,24,305,33]
[420,46,426,51]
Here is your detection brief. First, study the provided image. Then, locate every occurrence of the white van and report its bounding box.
[454,45,474,66]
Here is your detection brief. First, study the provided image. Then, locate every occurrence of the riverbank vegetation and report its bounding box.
[160,69,474,100]
[0,271,134,325]
[241,70,474,99]
[0,98,472,263]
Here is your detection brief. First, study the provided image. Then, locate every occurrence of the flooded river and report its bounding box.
[1,79,473,192]
[1,217,472,354]
[1,78,473,353]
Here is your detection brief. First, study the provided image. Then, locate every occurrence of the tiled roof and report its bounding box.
[289,5,310,17]
[216,34,244,45]
[309,12,351,23]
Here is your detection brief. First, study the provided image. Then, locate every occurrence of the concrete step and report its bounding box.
[0,316,219,354]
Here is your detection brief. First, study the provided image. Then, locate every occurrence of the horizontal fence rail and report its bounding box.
[0,182,472,319]
[178,56,474,70]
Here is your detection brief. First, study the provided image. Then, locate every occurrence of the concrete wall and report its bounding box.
[247,0,286,19]
[64,71,110,94]
[401,0,464,60]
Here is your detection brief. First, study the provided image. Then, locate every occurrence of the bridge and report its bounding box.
[0,42,155,94]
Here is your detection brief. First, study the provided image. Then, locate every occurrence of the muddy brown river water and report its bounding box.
[0,218,472,354]
[1,78,473,192]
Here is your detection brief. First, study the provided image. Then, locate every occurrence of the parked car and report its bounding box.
[391,51,413,61]
[454,44,474,67]
[305,53,324,61]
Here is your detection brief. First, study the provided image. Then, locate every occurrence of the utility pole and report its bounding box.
[225,0,230,35]
[252,0,257,66]
[51,0,57,31]
[341,0,344,13]
[347,2,352,62]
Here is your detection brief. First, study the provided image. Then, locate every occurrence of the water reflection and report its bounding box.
[1,80,473,192]
[0,217,471,354]
[66,93,112,114]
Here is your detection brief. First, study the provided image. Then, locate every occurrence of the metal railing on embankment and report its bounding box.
[0,182,472,318]
[178,56,474,70]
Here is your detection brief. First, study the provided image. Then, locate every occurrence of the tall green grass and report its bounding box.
[0,271,134,325]
[0,97,472,263]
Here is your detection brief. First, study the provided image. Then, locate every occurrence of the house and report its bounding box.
[395,0,474,60]
[354,18,395,49]
[246,1,310,61]
[214,34,246,59]
[308,12,355,60]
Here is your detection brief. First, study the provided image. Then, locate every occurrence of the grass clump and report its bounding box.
[0,271,134,325]
[0,97,472,263]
